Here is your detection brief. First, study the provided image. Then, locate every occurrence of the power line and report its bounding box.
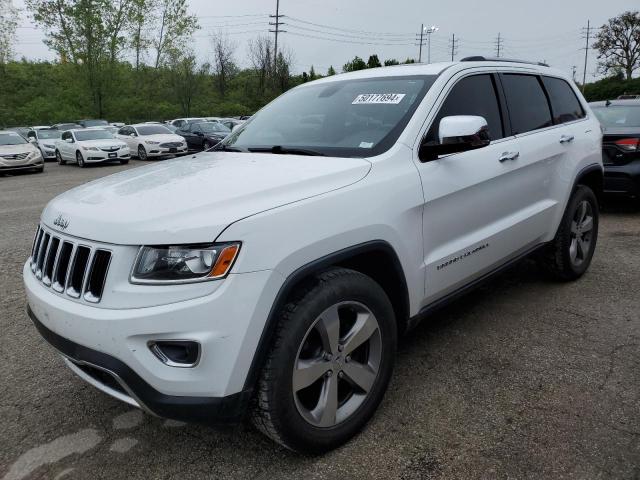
[285,15,415,37]
[284,24,415,43]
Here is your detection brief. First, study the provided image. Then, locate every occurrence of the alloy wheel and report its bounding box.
[293,301,382,428]
[138,145,147,160]
[569,200,594,266]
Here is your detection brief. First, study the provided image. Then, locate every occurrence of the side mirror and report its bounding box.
[28,137,37,143]
[130,133,136,137]
[65,138,73,143]
[420,115,491,161]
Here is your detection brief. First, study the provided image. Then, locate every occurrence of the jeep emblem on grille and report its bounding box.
[53,214,69,230]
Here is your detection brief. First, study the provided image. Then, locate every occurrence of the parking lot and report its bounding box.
[1,160,639,479]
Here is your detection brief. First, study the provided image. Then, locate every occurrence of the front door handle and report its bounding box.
[499,151,520,162]
[560,134,575,144]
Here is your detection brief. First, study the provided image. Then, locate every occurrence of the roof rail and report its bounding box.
[460,56,549,67]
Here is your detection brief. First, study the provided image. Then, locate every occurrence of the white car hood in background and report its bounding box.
[42,152,372,244]
[0,143,38,155]
[76,139,127,149]
[141,134,185,143]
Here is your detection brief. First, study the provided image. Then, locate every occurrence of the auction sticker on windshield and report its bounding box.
[352,93,406,105]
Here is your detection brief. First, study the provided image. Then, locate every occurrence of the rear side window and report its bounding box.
[542,76,585,124]
[501,74,553,134]
[427,74,504,142]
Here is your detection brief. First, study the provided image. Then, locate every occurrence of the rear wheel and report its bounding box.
[56,150,66,165]
[138,145,147,160]
[251,268,397,454]
[538,185,598,280]
[76,151,85,168]
[203,140,212,150]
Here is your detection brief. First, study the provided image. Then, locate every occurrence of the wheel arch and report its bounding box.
[242,240,410,392]
[574,163,603,205]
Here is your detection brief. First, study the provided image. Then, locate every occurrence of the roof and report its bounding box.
[589,99,640,107]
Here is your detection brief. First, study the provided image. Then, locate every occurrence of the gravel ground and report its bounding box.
[1,160,639,480]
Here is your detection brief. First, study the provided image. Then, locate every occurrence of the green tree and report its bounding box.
[593,11,640,80]
[384,58,400,66]
[367,54,381,68]
[152,0,199,68]
[211,32,237,97]
[0,0,19,63]
[343,56,367,72]
[309,65,316,80]
[404,58,416,64]
[327,65,336,76]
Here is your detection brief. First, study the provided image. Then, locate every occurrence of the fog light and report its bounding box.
[149,340,200,368]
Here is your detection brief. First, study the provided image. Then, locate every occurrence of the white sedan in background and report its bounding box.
[55,129,130,167]
[116,123,187,160]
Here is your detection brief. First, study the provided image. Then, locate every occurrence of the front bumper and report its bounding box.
[146,145,188,157]
[0,154,43,171]
[604,159,640,197]
[28,306,251,423]
[84,150,130,162]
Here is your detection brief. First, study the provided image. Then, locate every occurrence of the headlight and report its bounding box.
[82,146,99,151]
[130,242,241,284]
[145,140,160,145]
[43,144,55,149]
[27,150,42,159]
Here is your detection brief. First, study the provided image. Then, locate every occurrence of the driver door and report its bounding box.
[415,72,540,305]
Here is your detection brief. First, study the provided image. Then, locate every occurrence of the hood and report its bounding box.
[42,152,371,244]
[0,143,38,154]
[602,126,640,137]
[143,134,185,143]
[75,139,128,149]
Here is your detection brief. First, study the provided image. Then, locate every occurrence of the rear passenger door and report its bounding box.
[499,73,584,233]
[416,72,542,304]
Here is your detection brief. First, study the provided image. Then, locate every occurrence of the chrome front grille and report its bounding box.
[30,226,112,303]
[160,142,182,148]
[1,152,29,160]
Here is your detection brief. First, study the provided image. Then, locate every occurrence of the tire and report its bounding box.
[138,145,147,160]
[538,185,599,281]
[76,151,85,168]
[251,267,397,454]
[203,140,211,151]
[120,159,129,165]
[56,150,66,165]
[34,166,44,173]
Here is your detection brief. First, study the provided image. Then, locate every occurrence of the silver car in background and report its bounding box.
[0,130,44,173]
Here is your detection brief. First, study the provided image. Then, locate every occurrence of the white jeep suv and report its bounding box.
[25,58,602,453]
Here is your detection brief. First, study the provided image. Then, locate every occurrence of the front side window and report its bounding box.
[501,74,553,134]
[221,76,437,157]
[61,132,71,141]
[74,130,114,141]
[542,77,585,124]
[425,74,504,142]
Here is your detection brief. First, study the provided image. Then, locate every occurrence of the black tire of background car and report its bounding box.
[56,151,65,165]
[76,151,85,168]
[138,145,147,160]
[250,267,397,454]
[538,185,599,281]
[120,159,129,165]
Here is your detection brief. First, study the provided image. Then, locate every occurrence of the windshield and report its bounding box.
[136,125,172,135]
[56,124,81,130]
[82,119,109,127]
[198,122,230,133]
[75,130,114,141]
[592,105,640,128]
[221,75,436,157]
[0,132,28,145]
[38,130,62,140]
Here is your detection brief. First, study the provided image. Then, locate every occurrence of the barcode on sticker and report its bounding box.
[352,93,406,105]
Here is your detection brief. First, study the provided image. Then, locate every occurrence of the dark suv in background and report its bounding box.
[590,99,640,199]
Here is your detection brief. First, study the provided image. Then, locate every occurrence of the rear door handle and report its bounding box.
[560,135,575,144]
[499,151,520,162]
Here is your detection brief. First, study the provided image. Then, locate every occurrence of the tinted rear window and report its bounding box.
[501,74,553,134]
[542,77,585,124]
[592,105,640,128]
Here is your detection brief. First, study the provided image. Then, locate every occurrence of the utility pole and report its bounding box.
[449,33,459,61]
[269,0,285,68]
[571,65,577,82]
[418,24,424,63]
[494,32,503,58]
[426,26,438,64]
[581,20,596,93]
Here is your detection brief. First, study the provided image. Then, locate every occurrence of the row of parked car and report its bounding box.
[0,116,247,173]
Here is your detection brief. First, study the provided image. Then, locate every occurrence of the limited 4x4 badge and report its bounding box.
[437,243,490,271]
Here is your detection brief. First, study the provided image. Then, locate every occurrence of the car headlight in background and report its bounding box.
[145,140,160,145]
[42,144,55,149]
[130,242,241,284]
[82,146,99,151]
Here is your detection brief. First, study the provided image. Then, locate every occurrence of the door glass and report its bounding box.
[501,74,553,134]
[426,74,504,142]
[542,76,586,124]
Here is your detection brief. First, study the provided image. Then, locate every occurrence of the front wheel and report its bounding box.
[137,145,147,160]
[251,268,397,454]
[538,185,599,280]
[120,159,129,165]
[203,140,211,151]
[76,151,85,168]
[56,150,66,165]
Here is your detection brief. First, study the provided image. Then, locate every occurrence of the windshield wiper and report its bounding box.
[248,145,326,156]
[213,144,246,152]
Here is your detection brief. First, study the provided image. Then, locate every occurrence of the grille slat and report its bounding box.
[30,225,111,303]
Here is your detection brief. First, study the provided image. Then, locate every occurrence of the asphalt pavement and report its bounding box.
[1,160,639,479]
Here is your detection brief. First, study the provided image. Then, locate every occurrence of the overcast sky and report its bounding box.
[12,0,639,81]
